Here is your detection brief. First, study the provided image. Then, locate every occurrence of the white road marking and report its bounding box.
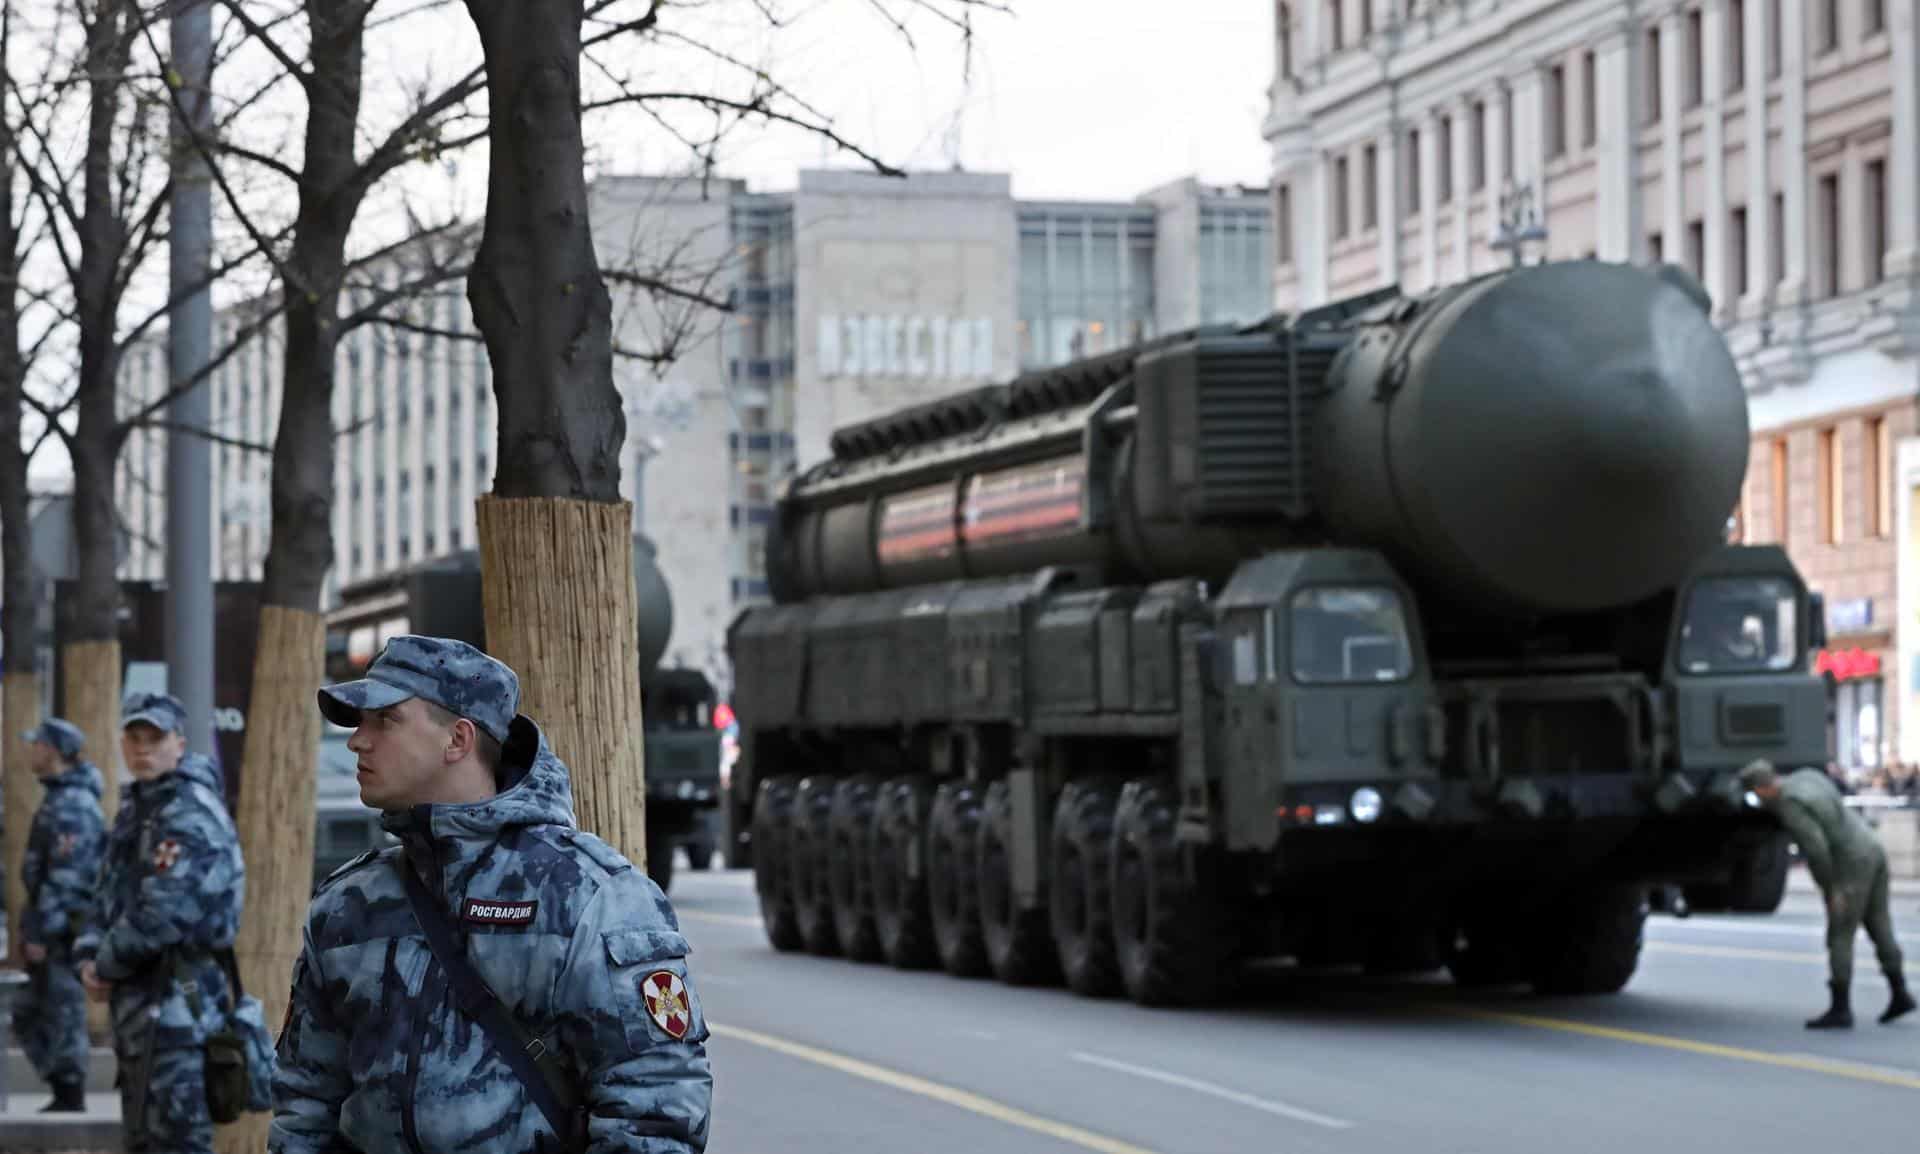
[1653,917,1920,945]
[1070,1051,1355,1131]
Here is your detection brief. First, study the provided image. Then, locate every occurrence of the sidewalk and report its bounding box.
[0,1046,120,1153]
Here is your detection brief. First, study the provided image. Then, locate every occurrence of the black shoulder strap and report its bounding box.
[398,861,585,1153]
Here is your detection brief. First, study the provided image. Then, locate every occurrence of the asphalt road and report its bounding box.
[670,866,1920,1154]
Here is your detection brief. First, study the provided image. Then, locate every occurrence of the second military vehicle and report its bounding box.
[727,259,1815,1004]
[325,538,723,891]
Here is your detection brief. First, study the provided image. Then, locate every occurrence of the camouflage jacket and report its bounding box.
[22,760,106,950]
[1769,767,1886,893]
[269,717,713,1154]
[74,753,246,1049]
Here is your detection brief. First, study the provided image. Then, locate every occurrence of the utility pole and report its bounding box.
[166,0,214,754]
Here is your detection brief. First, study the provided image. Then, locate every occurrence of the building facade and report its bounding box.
[115,168,1274,698]
[1265,0,1920,771]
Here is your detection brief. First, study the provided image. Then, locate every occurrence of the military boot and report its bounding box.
[1806,980,1853,1029]
[1881,971,1916,1025]
[40,1077,85,1113]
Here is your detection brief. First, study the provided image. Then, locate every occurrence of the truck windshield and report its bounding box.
[1290,586,1415,684]
[1677,576,1798,674]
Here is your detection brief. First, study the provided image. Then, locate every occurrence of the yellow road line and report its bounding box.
[678,909,765,929]
[711,1022,1162,1154]
[1441,1005,1920,1091]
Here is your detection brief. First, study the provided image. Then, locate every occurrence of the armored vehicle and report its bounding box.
[725,260,1817,1004]
[324,538,723,891]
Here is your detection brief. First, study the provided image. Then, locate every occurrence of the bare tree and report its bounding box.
[458,0,1001,872]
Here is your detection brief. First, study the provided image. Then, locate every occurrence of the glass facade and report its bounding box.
[726,195,799,606]
[1017,206,1158,370]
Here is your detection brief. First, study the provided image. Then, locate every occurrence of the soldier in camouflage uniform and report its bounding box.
[75,693,247,1153]
[1740,759,1916,1028]
[270,635,713,1154]
[14,717,106,1112]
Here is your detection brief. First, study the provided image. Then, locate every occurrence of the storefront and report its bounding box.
[1815,641,1884,770]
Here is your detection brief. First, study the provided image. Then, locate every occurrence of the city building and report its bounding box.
[114,167,1274,697]
[1266,0,1920,772]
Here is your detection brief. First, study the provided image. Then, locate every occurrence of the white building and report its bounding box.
[1265,0,1920,770]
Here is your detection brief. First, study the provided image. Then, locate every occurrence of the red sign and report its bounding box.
[1814,648,1882,681]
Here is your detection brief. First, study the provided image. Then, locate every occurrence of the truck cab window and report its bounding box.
[1290,586,1415,684]
[1677,576,1798,674]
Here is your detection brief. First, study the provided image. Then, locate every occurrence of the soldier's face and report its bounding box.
[28,741,59,777]
[122,724,186,779]
[346,698,460,810]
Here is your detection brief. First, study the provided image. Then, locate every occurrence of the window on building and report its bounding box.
[1405,128,1420,215]
[1277,3,1293,78]
[1768,0,1782,77]
[1470,101,1487,189]
[1687,9,1704,106]
[1362,145,1378,229]
[1334,155,1351,238]
[1359,0,1372,37]
[1686,219,1705,281]
[1502,97,1514,180]
[1582,51,1597,147]
[1869,415,1893,537]
[1731,206,1750,296]
[1818,172,1840,298]
[1276,184,1293,263]
[1649,231,1664,264]
[1818,426,1841,544]
[1547,65,1566,158]
[1866,158,1887,285]
[1820,0,1839,51]
[1770,192,1785,290]
[1438,116,1453,202]
[1771,437,1789,542]
[1867,0,1886,35]
[1646,27,1662,124]
[1328,0,1342,51]
[1728,0,1746,91]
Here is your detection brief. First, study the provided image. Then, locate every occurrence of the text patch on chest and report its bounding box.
[461,898,538,926]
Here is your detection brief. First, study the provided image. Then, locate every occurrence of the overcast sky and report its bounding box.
[648,1,1280,199]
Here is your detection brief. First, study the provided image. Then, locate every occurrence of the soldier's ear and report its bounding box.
[447,717,478,765]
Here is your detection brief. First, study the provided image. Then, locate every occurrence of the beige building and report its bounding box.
[1266,0,1920,770]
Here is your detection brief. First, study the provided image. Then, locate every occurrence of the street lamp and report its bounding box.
[1491,181,1549,268]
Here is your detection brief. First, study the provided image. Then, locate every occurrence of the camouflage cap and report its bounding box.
[1737,758,1778,789]
[20,716,85,760]
[122,692,187,736]
[317,634,518,745]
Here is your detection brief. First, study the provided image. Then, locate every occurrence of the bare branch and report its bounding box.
[602,268,734,313]
[579,91,905,177]
[129,417,273,455]
[211,0,311,88]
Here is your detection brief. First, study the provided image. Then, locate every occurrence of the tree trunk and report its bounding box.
[214,608,322,1151]
[2,675,36,964]
[462,0,644,863]
[62,641,122,823]
[477,498,647,865]
[213,8,367,1149]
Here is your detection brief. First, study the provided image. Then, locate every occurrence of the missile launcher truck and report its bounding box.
[724,260,1820,1004]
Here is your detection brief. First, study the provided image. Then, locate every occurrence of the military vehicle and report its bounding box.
[726,260,1817,1005]
[323,538,724,891]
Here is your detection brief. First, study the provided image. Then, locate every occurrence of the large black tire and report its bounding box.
[791,776,842,956]
[751,776,803,952]
[1445,913,1534,989]
[871,776,938,969]
[977,779,1059,987]
[1727,831,1792,913]
[1110,777,1235,1007]
[1049,778,1122,999]
[1530,885,1647,995]
[928,782,990,978]
[828,775,884,962]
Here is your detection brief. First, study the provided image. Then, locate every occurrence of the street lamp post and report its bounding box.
[1491,181,1549,269]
